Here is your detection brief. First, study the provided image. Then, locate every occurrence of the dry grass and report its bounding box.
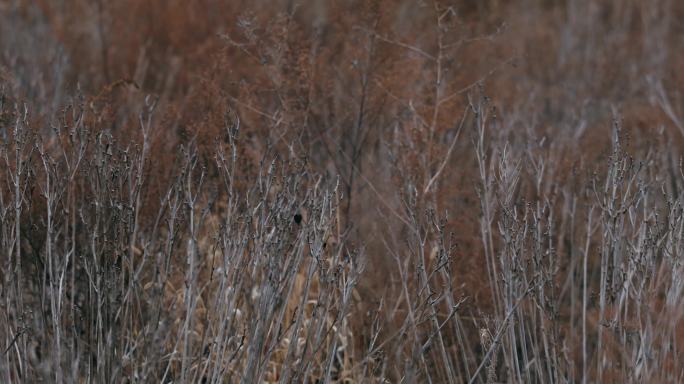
[1,0,684,382]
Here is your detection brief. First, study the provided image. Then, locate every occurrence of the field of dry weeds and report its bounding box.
[1,1,684,382]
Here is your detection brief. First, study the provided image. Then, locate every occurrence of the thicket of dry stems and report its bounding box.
[1,0,684,382]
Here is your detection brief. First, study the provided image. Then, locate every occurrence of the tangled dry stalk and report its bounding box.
[1,0,684,382]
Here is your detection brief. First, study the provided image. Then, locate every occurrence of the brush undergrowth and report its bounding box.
[1,1,684,383]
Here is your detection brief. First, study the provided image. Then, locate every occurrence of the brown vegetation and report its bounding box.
[1,0,684,382]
